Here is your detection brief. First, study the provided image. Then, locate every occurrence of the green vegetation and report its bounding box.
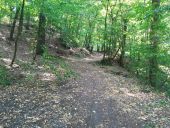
[0,65,11,86]
[0,0,170,90]
[16,52,76,85]
[42,52,77,83]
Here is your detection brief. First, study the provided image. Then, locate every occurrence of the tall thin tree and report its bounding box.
[10,0,25,66]
[119,18,128,67]
[9,6,20,41]
[149,0,160,86]
[103,0,109,60]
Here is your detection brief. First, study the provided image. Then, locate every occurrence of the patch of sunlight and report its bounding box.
[1,58,19,68]
[1,16,10,24]
[0,36,6,41]
[23,52,32,55]
[26,116,41,123]
[117,88,146,99]
[21,71,32,76]
[83,57,93,61]
[105,88,146,99]
[49,44,58,49]
[96,124,104,128]
[126,92,136,97]
[38,66,44,69]
[18,59,30,63]
[63,57,77,62]
[160,65,170,75]
[138,115,148,121]
[1,58,13,64]
[38,72,56,81]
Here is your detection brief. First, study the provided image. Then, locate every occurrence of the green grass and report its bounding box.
[42,53,77,84]
[0,65,11,86]
[14,50,77,86]
[144,123,156,128]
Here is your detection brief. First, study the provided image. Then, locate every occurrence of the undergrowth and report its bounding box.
[0,65,11,86]
[12,45,77,86]
[42,53,77,84]
[96,58,170,97]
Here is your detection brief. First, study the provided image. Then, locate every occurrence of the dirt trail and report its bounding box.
[1,54,169,128]
[59,56,144,128]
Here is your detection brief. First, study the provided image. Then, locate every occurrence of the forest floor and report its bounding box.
[0,25,170,128]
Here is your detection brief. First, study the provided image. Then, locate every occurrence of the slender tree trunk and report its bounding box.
[9,6,14,25]
[84,17,95,52]
[9,6,20,41]
[103,0,110,60]
[25,12,31,30]
[149,0,160,86]
[103,0,109,60]
[35,12,46,55]
[119,19,127,67]
[10,0,25,66]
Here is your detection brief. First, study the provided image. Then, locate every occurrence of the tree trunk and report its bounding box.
[10,0,25,66]
[9,6,14,25]
[9,6,20,41]
[25,12,31,30]
[35,12,46,55]
[119,19,127,67]
[103,0,109,60]
[149,0,160,87]
[97,44,100,52]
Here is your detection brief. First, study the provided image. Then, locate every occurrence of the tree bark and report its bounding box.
[119,19,127,67]
[35,12,46,55]
[25,12,31,30]
[9,6,20,41]
[149,0,160,86]
[10,0,25,66]
[103,0,109,60]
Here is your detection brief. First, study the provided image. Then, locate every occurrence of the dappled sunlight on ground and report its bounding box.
[64,53,103,63]
[38,72,56,82]
[0,58,19,68]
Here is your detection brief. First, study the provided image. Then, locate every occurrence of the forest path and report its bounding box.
[0,53,169,128]
[47,55,169,128]
[59,55,146,128]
